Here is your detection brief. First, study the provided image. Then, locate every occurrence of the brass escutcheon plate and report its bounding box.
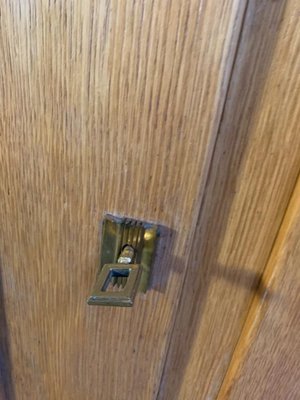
[87,214,158,307]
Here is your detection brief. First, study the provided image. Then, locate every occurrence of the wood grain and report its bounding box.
[218,175,300,400]
[158,0,300,399]
[0,1,246,399]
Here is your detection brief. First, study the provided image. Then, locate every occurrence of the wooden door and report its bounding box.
[0,1,299,399]
[158,0,300,398]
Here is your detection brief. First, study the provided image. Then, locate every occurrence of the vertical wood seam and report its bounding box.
[155,2,250,398]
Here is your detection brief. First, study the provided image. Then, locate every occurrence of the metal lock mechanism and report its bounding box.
[87,214,158,307]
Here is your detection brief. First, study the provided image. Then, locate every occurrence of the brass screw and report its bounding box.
[117,245,135,264]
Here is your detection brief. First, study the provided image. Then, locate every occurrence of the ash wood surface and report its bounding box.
[158,0,300,399]
[218,175,300,400]
[0,1,246,399]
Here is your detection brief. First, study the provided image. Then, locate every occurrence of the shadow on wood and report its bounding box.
[158,0,288,398]
[0,260,15,400]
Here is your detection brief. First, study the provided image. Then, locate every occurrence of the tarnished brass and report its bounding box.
[87,214,158,307]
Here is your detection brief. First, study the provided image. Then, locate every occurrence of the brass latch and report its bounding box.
[87,214,158,307]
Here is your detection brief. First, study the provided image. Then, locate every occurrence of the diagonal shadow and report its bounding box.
[157,1,288,399]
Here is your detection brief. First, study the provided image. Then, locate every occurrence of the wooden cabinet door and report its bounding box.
[0,1,299,399]
[0,1,246,398]
[158,0,300,398]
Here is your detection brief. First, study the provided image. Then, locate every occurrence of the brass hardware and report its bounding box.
[118,244,135,264]
[87,214,158,307]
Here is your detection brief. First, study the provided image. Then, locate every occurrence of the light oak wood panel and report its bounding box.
[158,0,300,399]
[0,1,246,399]
[218,175,300,400]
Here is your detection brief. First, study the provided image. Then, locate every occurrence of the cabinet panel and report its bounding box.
[159,0,300,398]
[0,1,245,398]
